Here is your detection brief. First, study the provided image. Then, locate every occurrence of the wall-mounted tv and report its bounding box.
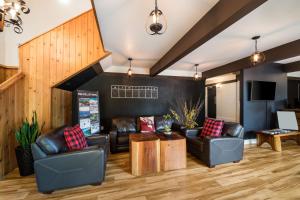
[248,81,276,101]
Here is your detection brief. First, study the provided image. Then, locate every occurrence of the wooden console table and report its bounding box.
[256,131,300,152]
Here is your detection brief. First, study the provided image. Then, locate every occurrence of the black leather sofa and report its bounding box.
[31,126,109,194]
[109,116,173,153]
[183,122,244,168]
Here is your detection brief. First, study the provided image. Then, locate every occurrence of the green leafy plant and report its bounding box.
[15,111,44,149]
[163,114,172,132]
[170,98,203,129]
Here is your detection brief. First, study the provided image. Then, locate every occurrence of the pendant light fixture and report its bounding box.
[0,0,30,34]
[250,36,265,66]
[146,0,167,35]
[194,64,199,80]
[127,58,133,77]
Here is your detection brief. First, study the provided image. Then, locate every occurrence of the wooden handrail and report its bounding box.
[0,72,25,93]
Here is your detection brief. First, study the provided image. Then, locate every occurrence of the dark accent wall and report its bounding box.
[287,78,300,108]
[241,63,287,139]
[75,73,205,131]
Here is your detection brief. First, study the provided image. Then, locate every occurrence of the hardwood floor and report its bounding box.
[0,141,300,200]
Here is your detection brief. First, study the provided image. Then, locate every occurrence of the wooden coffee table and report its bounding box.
[157,132,186,171]
[129,133,160,176]
[256,131,300,152]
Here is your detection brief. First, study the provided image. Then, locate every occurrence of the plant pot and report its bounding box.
[15,146,34,176]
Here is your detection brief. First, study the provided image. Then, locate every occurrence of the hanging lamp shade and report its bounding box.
[250,36,265,66]
[128,58,133,77]
[146,0,167,35]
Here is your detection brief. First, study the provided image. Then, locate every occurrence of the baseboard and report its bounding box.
[244,139,257,145]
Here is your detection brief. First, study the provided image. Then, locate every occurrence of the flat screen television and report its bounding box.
[249,81,276,101]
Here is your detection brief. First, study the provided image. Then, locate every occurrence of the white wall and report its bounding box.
[216,82,240,122]
[0,33,4,65]
[1,0,91,67]
[205,73,240,122]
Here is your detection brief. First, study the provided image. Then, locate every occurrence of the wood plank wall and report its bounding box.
[0,77,24,179]
[0,67,18,84]
[0,9,106,179]
[18,9,106,130]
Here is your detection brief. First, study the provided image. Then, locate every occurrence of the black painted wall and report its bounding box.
[287,78,300,108]
[241,63,287,139]
[75,73,205,131]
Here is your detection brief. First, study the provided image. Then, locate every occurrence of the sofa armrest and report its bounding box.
[31,143,47,160]
[203,136,244,166]
[34,149,105,193]
[109,130,118,153]
[86,134,109,146]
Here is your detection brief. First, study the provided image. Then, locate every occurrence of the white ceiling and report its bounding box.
[95,0,300,77]
[94,0,219,75]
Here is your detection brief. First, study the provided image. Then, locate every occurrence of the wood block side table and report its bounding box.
[129,133,160,176]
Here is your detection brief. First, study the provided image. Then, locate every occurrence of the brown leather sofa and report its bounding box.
[109,116,173,153]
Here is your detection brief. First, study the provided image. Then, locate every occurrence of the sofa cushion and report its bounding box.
[112,117,136,133]
[201,118,224,137]
[222,122,243,138]
[36,126,69,155]
[64,125,88,151]
[140,116,155,132]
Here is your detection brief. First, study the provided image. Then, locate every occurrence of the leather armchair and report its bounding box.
[185,122,244,168]
[31,126,109,194]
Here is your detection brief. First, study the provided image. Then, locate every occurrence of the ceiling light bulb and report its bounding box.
[253,53,260,62]
[128,68,132,76]
[9,9,17,19]
[14,3,21,11]
[194,73,199,80]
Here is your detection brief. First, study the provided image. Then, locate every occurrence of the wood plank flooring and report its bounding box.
[0,141,300,200]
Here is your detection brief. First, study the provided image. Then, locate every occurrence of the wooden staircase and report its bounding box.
[0,9,109,179]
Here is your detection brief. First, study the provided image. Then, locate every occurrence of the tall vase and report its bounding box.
[15,146,34,176]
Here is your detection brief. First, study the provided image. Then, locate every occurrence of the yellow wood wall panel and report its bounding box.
[0,10,106,179]
[0,67,18,84]
[18,9,106,129]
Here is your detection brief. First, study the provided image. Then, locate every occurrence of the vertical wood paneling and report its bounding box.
[18,9,106,131]
[75,16,82,72]
[0,78,24,179]
[0,67,18,83]
[0,10,107,179]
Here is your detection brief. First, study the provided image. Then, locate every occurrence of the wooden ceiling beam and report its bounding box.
[149,0,268,76]
[202,39,300,78]
[283,61,300,73]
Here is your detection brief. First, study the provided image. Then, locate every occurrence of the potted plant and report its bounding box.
[15,111,44,176]
[162,114,173,135]
[170,98,203,136]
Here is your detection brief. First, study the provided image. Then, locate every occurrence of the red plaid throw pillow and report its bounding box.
[201,118,224,137]
[64,125,88,151]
